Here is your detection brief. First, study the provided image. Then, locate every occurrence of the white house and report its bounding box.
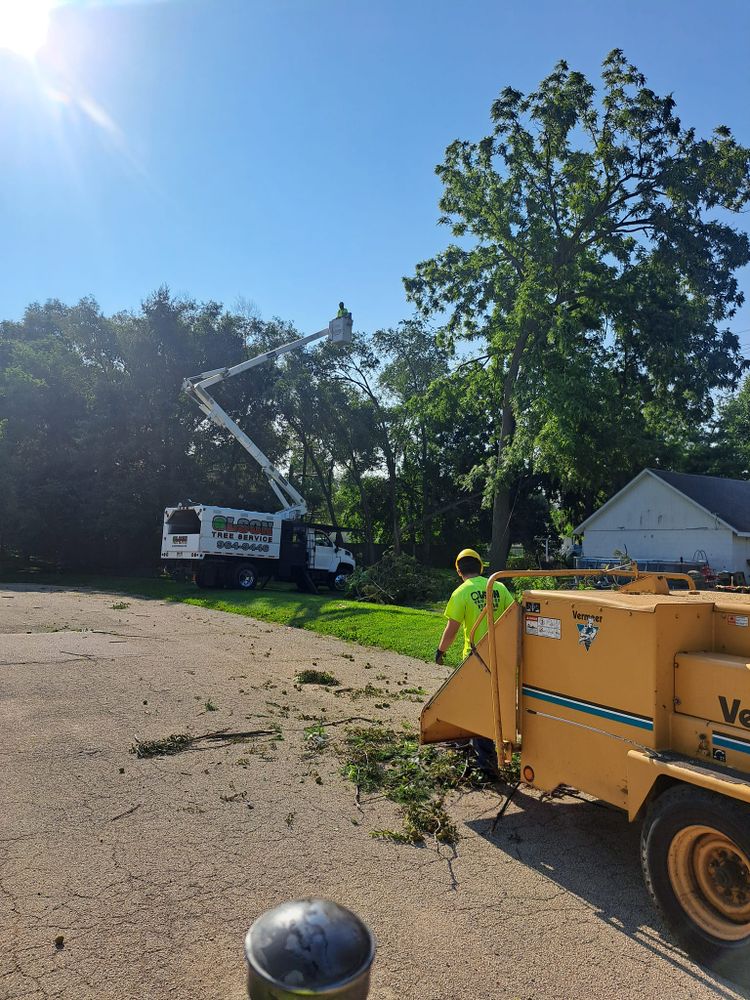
[575,469,750,574]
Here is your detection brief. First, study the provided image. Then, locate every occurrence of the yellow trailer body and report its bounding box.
[421,575,750,972]
[521,590,711,807]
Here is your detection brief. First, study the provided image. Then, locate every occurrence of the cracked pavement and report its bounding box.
[0,583,747,999]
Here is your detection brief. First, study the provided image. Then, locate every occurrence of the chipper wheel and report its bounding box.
[641,785,750,977]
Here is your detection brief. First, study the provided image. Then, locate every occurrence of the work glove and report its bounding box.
[434,648,445,665]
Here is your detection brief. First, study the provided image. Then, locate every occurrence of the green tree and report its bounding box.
[322,334,405,553]
[0,290,259,570]
[374,321,450,561]
[319,387,382,561]
[0,300,103,566]
[701,378,750,480]
[405,50,750,568]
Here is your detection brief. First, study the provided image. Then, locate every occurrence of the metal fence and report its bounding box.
[575,557,705,574]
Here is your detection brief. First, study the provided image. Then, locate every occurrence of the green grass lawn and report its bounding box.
[1,572,464,666]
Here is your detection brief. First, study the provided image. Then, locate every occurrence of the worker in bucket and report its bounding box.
[337,301,352,319]
[435,548,514,665]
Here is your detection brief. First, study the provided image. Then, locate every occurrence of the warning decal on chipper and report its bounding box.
[728,615,749,627]
[525,615,561,640]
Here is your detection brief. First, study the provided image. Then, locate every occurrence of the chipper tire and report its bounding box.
[641,784,750,979]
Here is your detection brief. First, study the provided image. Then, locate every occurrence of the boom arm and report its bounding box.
[183,314,353,518]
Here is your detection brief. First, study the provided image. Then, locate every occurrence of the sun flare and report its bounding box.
[0,0,53,59]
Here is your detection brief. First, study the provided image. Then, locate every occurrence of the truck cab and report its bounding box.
[307,526,354,589]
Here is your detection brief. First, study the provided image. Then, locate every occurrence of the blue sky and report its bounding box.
[1,0,749,344]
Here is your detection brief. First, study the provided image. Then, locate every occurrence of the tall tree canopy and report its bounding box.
[0,292,284,568]
[405,50,750,568]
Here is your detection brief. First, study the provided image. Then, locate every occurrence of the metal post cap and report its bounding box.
[244,898,375,999]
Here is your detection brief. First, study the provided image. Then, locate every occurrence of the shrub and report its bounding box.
[505,553,531,570]
[508,575,558,599]
[346,551,444,605]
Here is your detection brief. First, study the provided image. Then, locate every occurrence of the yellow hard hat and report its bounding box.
[455,548,484,571]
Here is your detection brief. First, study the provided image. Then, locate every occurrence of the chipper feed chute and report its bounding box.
[419,649,495,744]
[420,600,521,760]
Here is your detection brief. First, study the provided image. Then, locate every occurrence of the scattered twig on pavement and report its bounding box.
[91,630,169,640]
[109,803,143,822]
[130,728,279,759]
[291,716,379,731]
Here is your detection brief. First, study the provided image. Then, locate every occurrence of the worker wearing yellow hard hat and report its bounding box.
[435,548,514,665]
[454,547,483,572]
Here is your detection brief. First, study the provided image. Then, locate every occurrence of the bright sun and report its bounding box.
[0,0,53,59]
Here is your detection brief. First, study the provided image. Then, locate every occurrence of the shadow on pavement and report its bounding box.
[467,786,750,999]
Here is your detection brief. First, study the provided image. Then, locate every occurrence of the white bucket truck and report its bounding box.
[161,313,356,591]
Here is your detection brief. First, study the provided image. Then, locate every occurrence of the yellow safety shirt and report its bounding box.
[444,575,514,659]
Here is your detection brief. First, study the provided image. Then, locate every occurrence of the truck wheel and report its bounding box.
[330,568,352,592]
[234,563,258,591]
[641,784,750,974]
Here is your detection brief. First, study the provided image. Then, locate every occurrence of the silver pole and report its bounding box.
[245,898,375,999]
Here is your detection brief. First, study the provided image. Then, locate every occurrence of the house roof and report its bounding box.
[648,469,750,533]
[575,468,750,535]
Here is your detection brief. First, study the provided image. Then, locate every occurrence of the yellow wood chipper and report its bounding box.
[420,569,750,975]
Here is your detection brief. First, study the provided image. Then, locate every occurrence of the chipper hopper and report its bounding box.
[421,569,750,974]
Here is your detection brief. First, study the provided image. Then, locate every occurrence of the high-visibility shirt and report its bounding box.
[444,575,515,659]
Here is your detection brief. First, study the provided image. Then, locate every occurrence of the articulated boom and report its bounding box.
[182,315,353,517]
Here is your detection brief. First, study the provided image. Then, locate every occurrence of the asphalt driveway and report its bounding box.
[0,583,745,999]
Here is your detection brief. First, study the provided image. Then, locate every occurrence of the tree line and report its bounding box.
[2,50,750,574]
[0,294,493,570]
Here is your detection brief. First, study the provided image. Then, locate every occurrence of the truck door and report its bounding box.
[278,522,308,581]
[311,530,337,572]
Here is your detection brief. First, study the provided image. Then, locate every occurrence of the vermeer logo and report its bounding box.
[571,609,602,652]
[572,610,602,623]
[576,617,600,651]
[718,696,750,729]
